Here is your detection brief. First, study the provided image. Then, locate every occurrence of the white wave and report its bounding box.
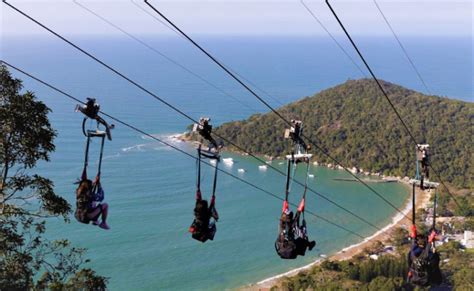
[124,133,186,154]
[121,144,147,152]
[102,153,121,160]
[152,146,172,151]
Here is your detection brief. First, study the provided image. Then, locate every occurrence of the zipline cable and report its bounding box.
[129,0,180,36]
[125,0,400,231]
[2,1,386,231]
[1,60,365,239]
[299,0,415,208]
[129,0,286,108]
[72,0,261,113]
[142,0,411,220]
[299,0,366,77]
[372,0,432,95]
[75,0,384,231]
[325,0,461,208]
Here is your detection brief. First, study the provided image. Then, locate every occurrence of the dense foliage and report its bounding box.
[214,79,473,189]
[276,241,473,290]
[0,65,107,289]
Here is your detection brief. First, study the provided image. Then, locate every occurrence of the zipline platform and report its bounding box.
[409,179,439,189]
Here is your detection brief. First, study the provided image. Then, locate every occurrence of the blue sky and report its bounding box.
[1,0,472,37]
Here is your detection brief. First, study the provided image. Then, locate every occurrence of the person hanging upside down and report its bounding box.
[407,231,441,286]
[75,179,110,230]
[189,189,218,242]
[276,200,316,259]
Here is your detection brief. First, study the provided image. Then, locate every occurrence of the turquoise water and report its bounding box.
[3,35,471,290]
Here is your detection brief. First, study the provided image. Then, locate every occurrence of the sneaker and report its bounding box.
[99,222,110,230]
[308,241,316,251]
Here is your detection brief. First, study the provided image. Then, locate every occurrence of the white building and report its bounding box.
[462,231,474,248]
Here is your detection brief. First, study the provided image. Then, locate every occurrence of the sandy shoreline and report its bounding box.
[242,182,432,290]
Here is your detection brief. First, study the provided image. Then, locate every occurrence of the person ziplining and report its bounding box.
[275,120,316,259]
[74,98,114,230]
[407,144,442,286]
[189,117,222,242]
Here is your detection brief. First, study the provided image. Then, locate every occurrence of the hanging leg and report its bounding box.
[98,203,109,230]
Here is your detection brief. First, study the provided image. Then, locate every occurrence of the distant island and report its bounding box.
[207,79,473,190]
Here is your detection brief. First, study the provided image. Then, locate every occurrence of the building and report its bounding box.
[462,231,474,248]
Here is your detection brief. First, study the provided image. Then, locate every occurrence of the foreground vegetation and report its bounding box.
[214,79,473,189]
[275,240,473,290]
[0,65,107,289]
[275,208,474,291]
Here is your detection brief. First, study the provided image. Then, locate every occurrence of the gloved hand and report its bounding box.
[297,198,305,212]
[428,230,437,243]
[410,224,417,238]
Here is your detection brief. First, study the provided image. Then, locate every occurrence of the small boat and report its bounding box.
[308,174,314,178]
[238,168,245,173]
[222,158,234,165]
[210,159,217,165]
[278,162,284,165]
[258,165,268,171]
[320,254,327,258]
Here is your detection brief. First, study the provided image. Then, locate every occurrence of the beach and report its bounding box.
[243,182,432,290]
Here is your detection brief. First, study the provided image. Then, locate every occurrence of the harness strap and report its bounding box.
[411,183,417,238]
[432,190,437,231]
[96,134,105,178]
[81,118,88,138]
[196,146,202,191]
[81,135,91,180]
[210,157,219,208]
[412,183,416,225]
[283,157,292,212]
[298,162,310,213]
[196,145,219,206]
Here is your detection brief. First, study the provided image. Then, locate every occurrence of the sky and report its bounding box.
[1,0,472,37]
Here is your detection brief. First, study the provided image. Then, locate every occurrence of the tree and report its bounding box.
[0,64,107,289]
[392,227,409,247]
[214,79,474,189]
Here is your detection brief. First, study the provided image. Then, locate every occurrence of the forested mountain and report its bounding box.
[214,79,473,189]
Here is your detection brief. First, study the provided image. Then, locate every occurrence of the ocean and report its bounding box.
[2,34,471,290]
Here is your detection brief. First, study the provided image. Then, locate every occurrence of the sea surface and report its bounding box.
[2,33,471,290]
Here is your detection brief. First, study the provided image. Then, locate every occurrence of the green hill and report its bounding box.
[213,79,473,189]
